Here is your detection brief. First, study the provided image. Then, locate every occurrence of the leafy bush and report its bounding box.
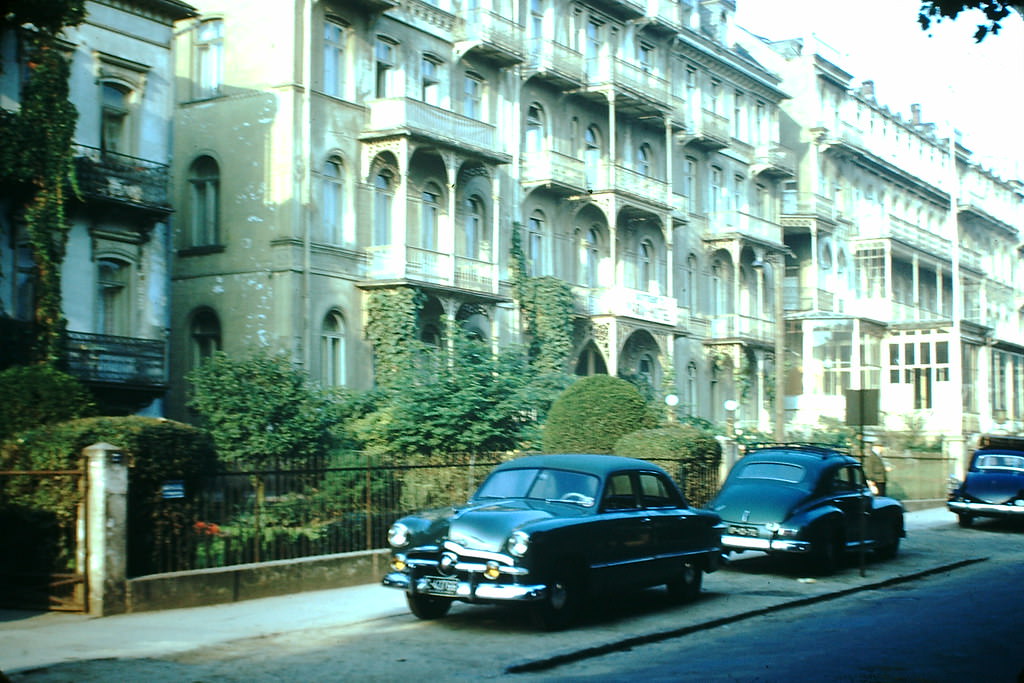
[542,374,657,454]
[0,364,97,443]
[614,424,722,506]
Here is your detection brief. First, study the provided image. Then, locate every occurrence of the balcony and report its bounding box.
[682,109,730,150]
[709,314,774,344]
[645,0,683,32]
[63,331,167,388]
[523,38,584,88]
[72,145,170,215]
[610,165,669,206]
[365,244,498,295]
[888,216,952,258]
[585,58,670,114]
[670,192,690,221]
[521,150,586,193]
[782,191,835,222]
[783,286,838,313]
[752,143,797,178]
[362,98,507,162]
[576,286,677,326]
[704,211,784,246]
[454,9,524,65]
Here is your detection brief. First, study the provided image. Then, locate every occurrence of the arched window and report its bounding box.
[686,361,698,415]
[526,104,545,153]
[421,182,442,251]
[584,126,601,190]
[188,156,220,246]
[638,240,654,292]
[373,169,394,246]
[320,310,346,387]
[190,308,221,369]
[195,18,224,98]
[637,143,652,177]
[320,157,344,244]
[462,195,484,258]
[101,83,131,155]
[685,253,698,310]
[98,258,131,336]
[527,211,545,276]
[582,227,600,288]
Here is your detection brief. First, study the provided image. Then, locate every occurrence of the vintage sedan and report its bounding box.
[948,434,1024,527]
[382,453,723,629]
[707,444,905,574]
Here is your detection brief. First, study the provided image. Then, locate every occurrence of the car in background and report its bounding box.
[382,453,724,629]
[948,434,1024,527]
[707,443,905,574]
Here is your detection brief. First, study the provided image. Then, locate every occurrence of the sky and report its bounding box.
[734,0,1024,181]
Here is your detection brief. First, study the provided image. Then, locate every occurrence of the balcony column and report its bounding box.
[444,153,458,285]
[490,170,500,294]
[395,140,410,250]
[809,226,819,310]
[911,253,920,314]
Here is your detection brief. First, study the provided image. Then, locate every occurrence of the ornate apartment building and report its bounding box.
[745,33,1024,456]
[165,0,794,428]
[0,0,196,414]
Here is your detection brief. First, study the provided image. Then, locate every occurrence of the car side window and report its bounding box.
[639,472,680,508]
[602,473,638,511]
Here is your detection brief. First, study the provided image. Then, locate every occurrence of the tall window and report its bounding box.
[373,169,394,246]
[463,195,484,258]
[733,90,744,139]
[101,83,130,155]
[637,143,652,177]
[638,240,653,292]
[732,174,745,213]
[320,158,344,244]
[375,37,396,98]
[463,73,483,119]
[584,126,601,190]
[98,258,130,336]
[527,211,545,276]
[526,104,544,153]
[320,310,346,387]
[421,55,440,105]
[528,0,544,40]
[190,308,221,369]
[754,100,767,145]
[323,19,346,98]
[581,227,600,288]
[421,183,441,251]
[683,156,696,198]
[637,41,653,73]
[188,156,220,246]
[195,18,224,98]
[709,79,721,114]
[710,166,722,213]
[683,253,698,309]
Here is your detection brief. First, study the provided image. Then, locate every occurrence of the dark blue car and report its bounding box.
[948,434,1024,527]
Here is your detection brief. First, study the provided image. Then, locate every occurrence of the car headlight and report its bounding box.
[387,522,411,548]
[507,530,530,557]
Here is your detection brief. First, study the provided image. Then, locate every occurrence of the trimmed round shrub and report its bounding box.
[615,424,722,506]
[541,374,656,454]
[0,365,97,443]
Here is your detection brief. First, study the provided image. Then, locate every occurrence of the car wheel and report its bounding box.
[533,572,581,631]
[666,560,703,603]
[810,528,843,575]
[875,518,902,560]
[957,513,974,528]
[406,593,453,620]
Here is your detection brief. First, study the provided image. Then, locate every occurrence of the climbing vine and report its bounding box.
[364,286,425,387]
[0,2,85,365]
[510,223,576,374]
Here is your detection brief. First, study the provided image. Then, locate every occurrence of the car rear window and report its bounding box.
[974,453,1024,471]
[736,461,805,484]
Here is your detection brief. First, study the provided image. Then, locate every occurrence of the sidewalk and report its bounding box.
[0,506,953,676]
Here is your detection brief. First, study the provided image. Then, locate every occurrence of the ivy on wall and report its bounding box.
[364,286,425,387]
[0,2,85,365]
[510,223,576,374]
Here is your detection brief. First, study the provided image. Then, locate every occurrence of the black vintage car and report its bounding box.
[707,444,905,573]
[948,434,1024,527]
[382,453,724,629]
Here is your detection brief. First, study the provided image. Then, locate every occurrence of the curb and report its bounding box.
[505,557,987,674]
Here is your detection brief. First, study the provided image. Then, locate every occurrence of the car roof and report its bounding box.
[491,453,669,477]
[739,443,858,469]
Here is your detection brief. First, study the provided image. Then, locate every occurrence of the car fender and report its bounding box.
[792,504,845,540]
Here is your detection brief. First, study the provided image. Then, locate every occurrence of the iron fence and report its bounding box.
[136,454,719,577]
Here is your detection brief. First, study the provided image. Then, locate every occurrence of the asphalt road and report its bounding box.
[3,507,1018,682]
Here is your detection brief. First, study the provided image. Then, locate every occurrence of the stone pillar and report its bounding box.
[85,442,128,616]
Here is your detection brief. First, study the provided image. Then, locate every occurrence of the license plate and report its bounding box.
[423,576,459,596]
[728,525,759,537]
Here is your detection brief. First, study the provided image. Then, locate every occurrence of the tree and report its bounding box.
[351,333,567,457]
[186,352,342,469]
[542,374,657,454]
[919,1,1023,41]
[0,365,96,443]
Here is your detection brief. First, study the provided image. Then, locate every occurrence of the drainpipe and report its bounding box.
[301,0,313,368]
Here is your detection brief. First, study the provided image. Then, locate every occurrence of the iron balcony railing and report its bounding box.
[63,330,167,387]
[72,145,170,211]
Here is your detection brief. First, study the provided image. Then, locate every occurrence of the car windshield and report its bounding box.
[474,467,600,507]
[735,461,806,484]
[974,453,1024,472]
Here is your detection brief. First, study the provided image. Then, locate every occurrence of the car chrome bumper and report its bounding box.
[382,571,547,602]
[721,534,810,553]
[948,500,1024,516]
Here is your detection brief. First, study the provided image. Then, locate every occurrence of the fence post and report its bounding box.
[84,442,128,616]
